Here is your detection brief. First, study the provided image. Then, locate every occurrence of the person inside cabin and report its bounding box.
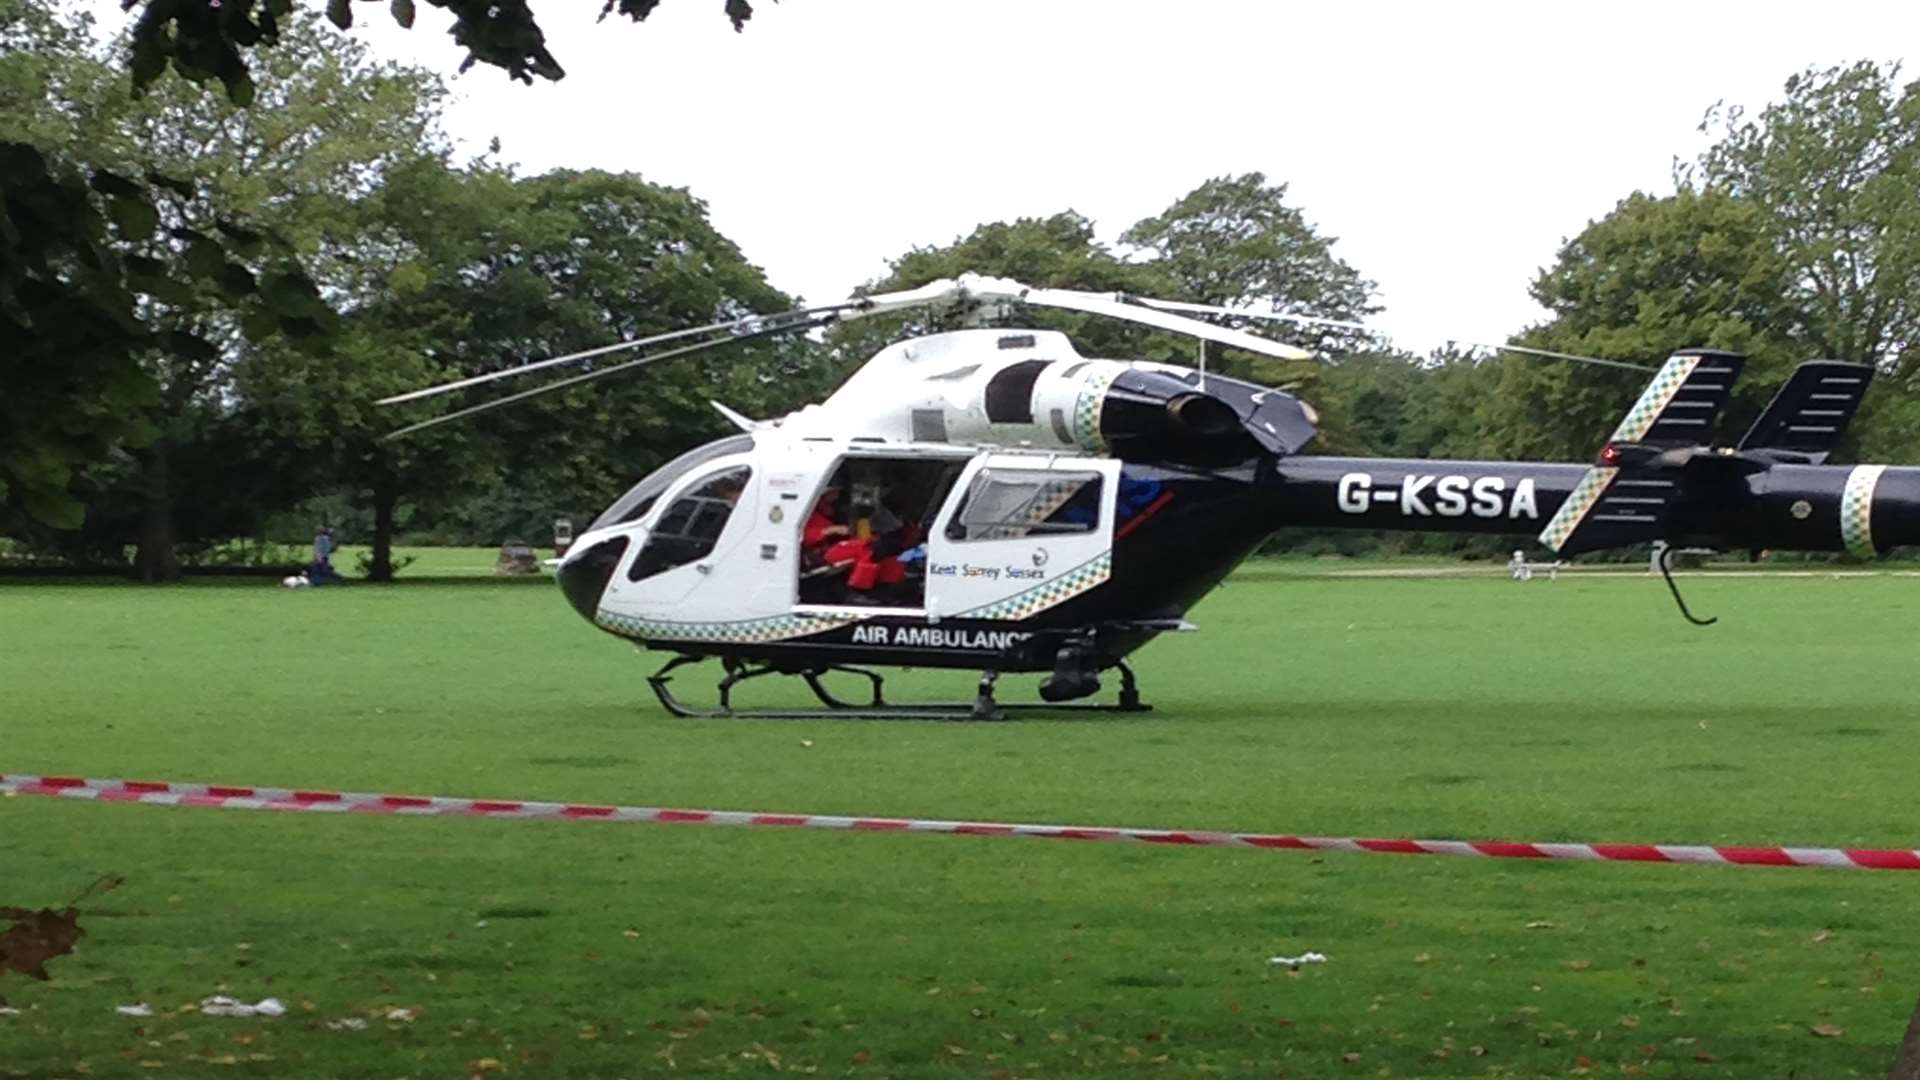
[803,486,849,555]
[707,471,747,507]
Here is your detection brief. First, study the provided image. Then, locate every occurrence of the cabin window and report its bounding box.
[944,469,1103,542]
[627,466,751,581]
[590,435,754,533]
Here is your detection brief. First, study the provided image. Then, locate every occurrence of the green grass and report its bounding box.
[334,545,537,578]
[3,567,1919,1077]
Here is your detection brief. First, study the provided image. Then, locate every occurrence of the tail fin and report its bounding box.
[1538,349,1745,555]
[1737,360,1873,463]
[1604,349,1744,447]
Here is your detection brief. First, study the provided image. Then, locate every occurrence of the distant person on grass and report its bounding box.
[310,526,343,585]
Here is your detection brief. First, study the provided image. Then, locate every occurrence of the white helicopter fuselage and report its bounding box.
[566,330,1151,654]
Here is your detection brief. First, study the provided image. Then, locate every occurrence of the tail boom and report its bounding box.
[1263,456,1920,558]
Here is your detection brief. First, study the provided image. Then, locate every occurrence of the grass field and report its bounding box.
[3,566,1919,1078]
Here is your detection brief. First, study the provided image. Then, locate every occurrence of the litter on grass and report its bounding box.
[1268,951,1329,968]
[200,995,286,1018]
[115,1003,154,1017]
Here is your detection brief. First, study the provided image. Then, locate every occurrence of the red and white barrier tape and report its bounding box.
[6,772,1918,871]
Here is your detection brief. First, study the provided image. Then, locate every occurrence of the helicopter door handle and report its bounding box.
[696,562,713,574]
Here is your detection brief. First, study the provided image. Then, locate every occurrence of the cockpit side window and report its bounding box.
[590,435,754,534]
[628,466,752,582]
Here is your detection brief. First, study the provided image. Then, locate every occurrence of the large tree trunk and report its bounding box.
[367,467,398,583]
[1890,994,1920,1079]
[134,446,180,583]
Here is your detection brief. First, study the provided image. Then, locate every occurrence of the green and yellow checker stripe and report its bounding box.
[1071,367,1121,452]
[596,610,857,644]
[1841,465,1886,558]
[1538,354,1700,554]
[1609,354,1701,443]
[952,551,1112,621]
[1538,466,1618,553]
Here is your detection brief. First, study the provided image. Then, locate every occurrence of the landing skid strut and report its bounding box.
[646,656,1153,721]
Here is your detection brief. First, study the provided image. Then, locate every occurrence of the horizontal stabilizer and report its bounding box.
[1737,360,1873,463]
[1539,350,1745,555]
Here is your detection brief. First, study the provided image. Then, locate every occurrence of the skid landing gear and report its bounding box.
[646,656,1154,721]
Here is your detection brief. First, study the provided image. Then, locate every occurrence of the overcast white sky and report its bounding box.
[146,2,1920,353]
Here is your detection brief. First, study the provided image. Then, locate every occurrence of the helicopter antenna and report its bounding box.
[1126,297,1656,374]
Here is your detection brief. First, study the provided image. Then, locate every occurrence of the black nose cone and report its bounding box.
[558,536,629,622]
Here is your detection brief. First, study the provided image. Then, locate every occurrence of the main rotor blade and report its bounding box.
[1022,286,1313,361]
[832,275,1313,360]
[1128,296,1655,372]
[381,317,831,441]
[376,304,856,406]
[1127,296,1374,334]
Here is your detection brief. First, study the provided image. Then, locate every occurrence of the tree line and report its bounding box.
[3,0,1917,577]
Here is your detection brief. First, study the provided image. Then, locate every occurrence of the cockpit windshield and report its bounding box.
[589,435,754,533]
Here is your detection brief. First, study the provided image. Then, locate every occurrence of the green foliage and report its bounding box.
[122,0,755,101]
[2,5,438,574]
[1695,61,1920,370]
[1694,61,1920,464]
[843,181,1379,453]
[242,158,835,577]
[829,212,1174,375]
[0,135,321,531]
[1121,171,1378,355]
[1500,63,1920,467]
[1482,189,1799,462]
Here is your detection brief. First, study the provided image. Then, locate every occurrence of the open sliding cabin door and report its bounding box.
[925,454,1120,622]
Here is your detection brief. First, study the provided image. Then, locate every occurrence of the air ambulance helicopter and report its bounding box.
[382,274,1920,720]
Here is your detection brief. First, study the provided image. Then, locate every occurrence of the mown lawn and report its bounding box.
[2,566,1917,1078]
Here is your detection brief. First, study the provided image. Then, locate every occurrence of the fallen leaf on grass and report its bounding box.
[1810,1024,1845,1038]
[1811,929,1832,944]
[1693,1051,1716,1063]
[0,875,124,996]
[1524,921,1556,930]
[468,1058,505,1074]
[0,907,85,984]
